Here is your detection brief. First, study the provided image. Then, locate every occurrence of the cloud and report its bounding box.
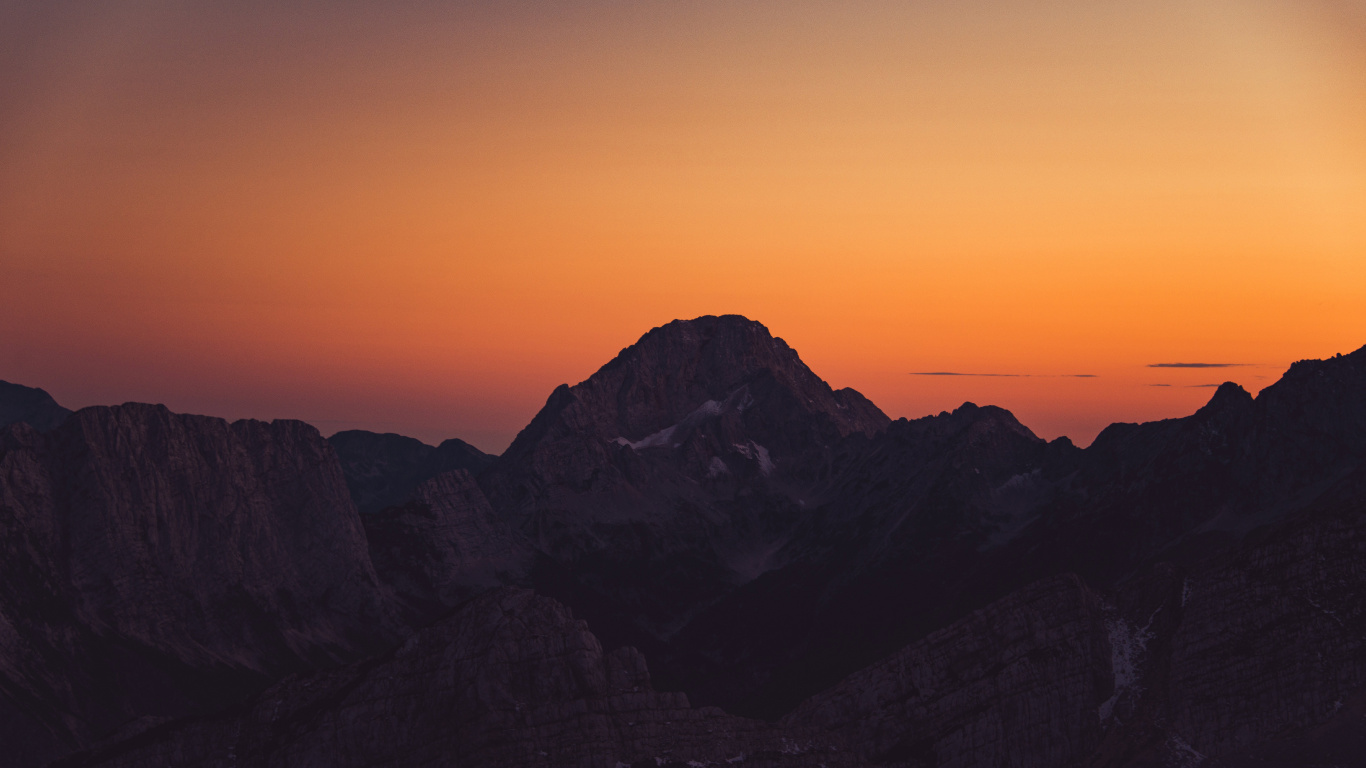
[1187,384,1223,388]
[1149,383,1173,387]
[909,372,1098,378]
[1147,362,1246,368]
[911,372,1020,377]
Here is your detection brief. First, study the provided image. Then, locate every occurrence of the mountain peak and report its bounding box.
[1196,381,1253,418]
[483,316,889,513]
[0,380,72,432]
[507,316,888,455]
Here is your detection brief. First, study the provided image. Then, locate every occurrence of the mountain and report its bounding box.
[0,381,72,432]
[0,404,400,766]
[477,315,890,655]
[327,430,494,515]
[3,324,1365,768]
[662,401,1069,715]
[667,344,1366,717]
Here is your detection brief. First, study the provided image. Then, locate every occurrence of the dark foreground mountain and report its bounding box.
[53,490,1366,767]
[1,317,1364,768]
[0,404,400,767]
[633,340,1366,718]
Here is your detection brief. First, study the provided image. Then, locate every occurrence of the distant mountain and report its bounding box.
[4,323,1365,768]
[0,380,72,432]
[477,315,890,648]
[328,430,494,514]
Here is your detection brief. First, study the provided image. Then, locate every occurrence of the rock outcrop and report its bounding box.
[0,404,399,766]
[361,469,533,623]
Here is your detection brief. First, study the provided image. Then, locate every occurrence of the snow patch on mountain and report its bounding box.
[613,386,754,451]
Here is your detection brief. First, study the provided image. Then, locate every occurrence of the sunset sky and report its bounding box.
[2,0,1364,451]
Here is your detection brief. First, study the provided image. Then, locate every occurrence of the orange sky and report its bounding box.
[2,0,1363,451]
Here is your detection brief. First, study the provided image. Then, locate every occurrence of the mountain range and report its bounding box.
[1,315,1363,767]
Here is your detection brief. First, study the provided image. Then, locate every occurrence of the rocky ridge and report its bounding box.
[1,322,1364,768]
[328,430,494,516]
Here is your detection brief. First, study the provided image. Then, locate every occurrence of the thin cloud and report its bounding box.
[1147,362,1247,369]
[1188,384,1223,388]
[909,372,1098,378]
[1149,383,1173,387]
[911,372,1021,377]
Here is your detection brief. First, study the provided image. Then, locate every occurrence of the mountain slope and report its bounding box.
[477,315,890,649]
[0,404,400,766]
[0,380,72,432]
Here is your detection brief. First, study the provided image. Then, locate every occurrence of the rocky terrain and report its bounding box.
[0,404,400,766]
[1,317,1364,768]
[360,469,533,623]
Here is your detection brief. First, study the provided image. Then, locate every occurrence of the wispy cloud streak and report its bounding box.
[909,372,1098,378]
[1148,362,1246,368]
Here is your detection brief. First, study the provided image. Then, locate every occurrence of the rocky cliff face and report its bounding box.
[0,404,399,766]
[1083,462,1366,768]
[361,469,533,623]
[787,573,1113,766]
[0,381,72,433]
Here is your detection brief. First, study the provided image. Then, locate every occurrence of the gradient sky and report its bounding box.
[2,0,1363,451]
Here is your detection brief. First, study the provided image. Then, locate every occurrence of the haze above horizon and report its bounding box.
[2,0,1363,452]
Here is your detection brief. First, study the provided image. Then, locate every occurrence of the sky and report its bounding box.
[1,0,1363,452]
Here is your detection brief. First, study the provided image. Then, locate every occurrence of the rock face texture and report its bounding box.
[58,579,1133,768]
[328,430,494,515]
[0,381,71,432]
[361,469,533,623]
[787,574,1114,767]
[0,405,398,766]
[1086,462,1366,768]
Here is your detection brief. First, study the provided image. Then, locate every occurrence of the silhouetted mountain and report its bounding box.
[477,315,890,654]
[328,430,494,514]
[3,328,1365,768]
[0,381,71,432]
